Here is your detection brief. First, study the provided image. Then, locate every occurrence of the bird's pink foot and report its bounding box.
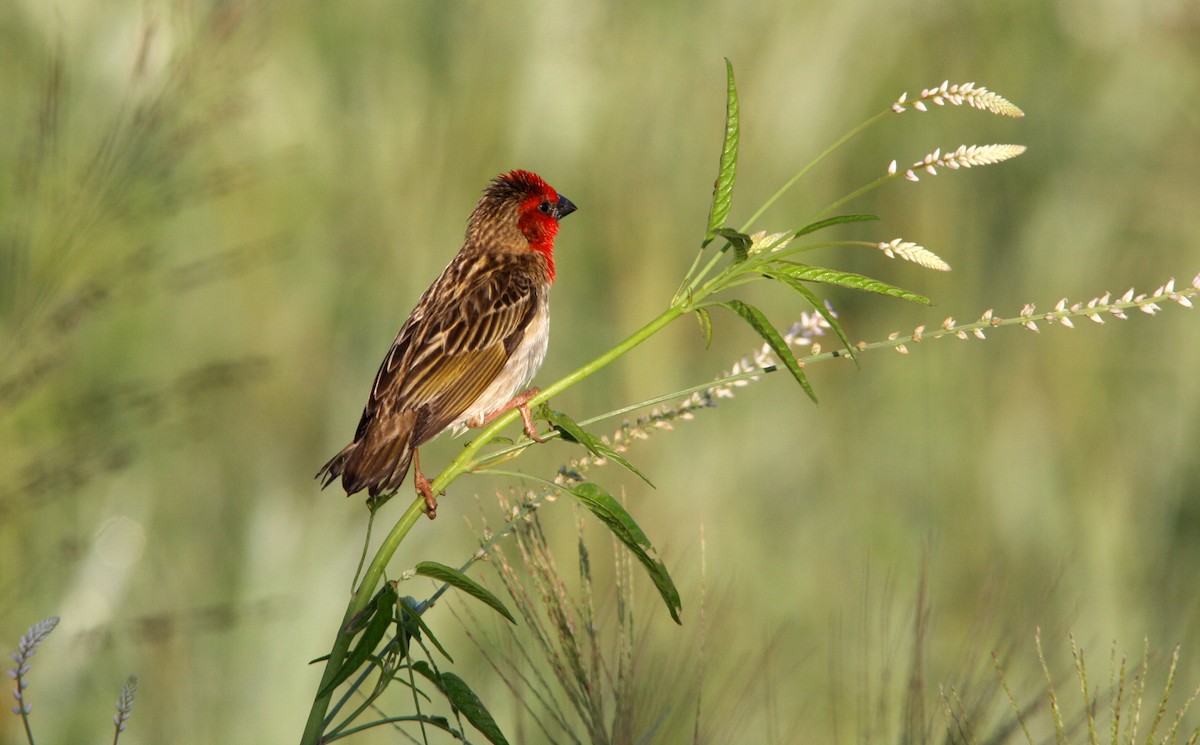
[478,388,546,443]
[413,450,440,519]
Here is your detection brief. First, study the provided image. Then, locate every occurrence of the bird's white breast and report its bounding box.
[450,296,550,434]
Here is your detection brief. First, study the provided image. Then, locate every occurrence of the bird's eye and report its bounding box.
[538,200,553,215]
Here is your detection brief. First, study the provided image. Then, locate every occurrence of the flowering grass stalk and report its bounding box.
[111,675,138,745]
[8,616,58,745]
[855,277,1199,357]
[974,631,1200,745]
[6,616,138,745]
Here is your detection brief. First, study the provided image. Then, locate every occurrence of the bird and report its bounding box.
[317,170,576,518]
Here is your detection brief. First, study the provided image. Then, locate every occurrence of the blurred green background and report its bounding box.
[3,0,1199,742]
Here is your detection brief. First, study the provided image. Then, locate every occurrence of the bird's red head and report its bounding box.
[490,170,576,282]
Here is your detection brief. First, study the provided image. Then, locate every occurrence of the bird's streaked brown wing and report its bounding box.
[364,254,543,448]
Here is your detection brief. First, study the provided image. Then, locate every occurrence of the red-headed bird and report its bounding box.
[317,170,576,518]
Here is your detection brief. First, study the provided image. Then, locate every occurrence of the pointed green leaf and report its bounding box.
[720,300,817,403]
[713,227,753,262]
[570,482,682,624]
[793,214,879,238]
[409,659,438,684]
[438,672,511,745]
[341,598,378,636]
[761,269,857,364]
[409,663,511,745]
[695,307,713,349]
[414,561,516,625]
[769,263,931,304]
[541,408,655,488]
[702,59,739,247]
[320,583,398,697]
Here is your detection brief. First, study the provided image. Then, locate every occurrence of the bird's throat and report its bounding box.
[529,238,555,282]
[519,212,559,282]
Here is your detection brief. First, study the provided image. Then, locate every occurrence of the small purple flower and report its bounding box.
[8,617,59,720]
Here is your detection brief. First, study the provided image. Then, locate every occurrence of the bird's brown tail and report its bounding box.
[316,434,413,498]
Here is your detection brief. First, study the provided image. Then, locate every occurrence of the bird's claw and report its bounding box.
[477,388,548,443]
[413,460,440,520]
[517,403,547,443]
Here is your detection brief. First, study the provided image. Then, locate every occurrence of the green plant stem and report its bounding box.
[799,173,894,226]
[299,304,685,745]
[325,716,446,741]
[675,246,709,300]
[474,468,566,491]
[737,109,890,233]
[350,511,375,592]
[300,497,424,745]
[326,685,385,741]
[682,245,733,298]
[20,704,35,745]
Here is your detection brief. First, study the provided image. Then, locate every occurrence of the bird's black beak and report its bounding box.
[553,195,577,220]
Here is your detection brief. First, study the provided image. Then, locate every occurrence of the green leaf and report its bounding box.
[414,561,516,625]
[570,482,682,624]
[695,307,713,349]
[541,408,655,488]
[760,270,857,364]
[341,597,378,636]
[410,657,439,681]
[320,583,398,697]
[720,299,817,403]
[702,59,739,247]
[793,213,878,238]
[410,662,511,745]
[769,263,932,305]
[713,227,753,262]
[438,672,511,745]
[409,660,438,685]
